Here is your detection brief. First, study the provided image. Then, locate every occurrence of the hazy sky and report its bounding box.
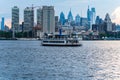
[0,0,120,27]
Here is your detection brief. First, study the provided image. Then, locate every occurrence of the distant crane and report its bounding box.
[28,4,41,10]
[25,4,41,38]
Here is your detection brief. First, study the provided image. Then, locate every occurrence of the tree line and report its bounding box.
[0,31,34,38]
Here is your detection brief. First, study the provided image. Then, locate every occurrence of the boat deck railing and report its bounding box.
[43,38,67,40]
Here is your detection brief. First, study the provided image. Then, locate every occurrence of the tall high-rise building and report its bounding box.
[87,6,91,22]
[87,6,92,30]
[24,7,34,32]
[75,14,81,26]
[37,8,42,26]
[12,6,19,32]
[95,16,103,24]
[95,16,100,24]
[55,16,59,32]
[104,13,112,32]
[68,9,73,22]
[81,17,89,30]
[1,17,5,31]
[59,12,65,25]
[87,6,96,30]
[91,8,96,24]
[42,6,55,34]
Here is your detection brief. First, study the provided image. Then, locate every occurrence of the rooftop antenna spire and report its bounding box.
[81,10,82,18]
[32,4,34,10]
[88,0,91,9]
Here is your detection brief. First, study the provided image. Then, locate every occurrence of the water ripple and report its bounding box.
[0,40,120,80]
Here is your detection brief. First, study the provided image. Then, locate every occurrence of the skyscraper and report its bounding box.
[95,16,100,24]
[12,6,19,32]
[87,6,90,22]
[55,16,59,32]
[91,8,96,24]
[81,17,89,30]
[1,17,5,31]
[68,9,73,22]
[104,13,112,32]
[87,6,92,30]
[75,14,81,26]
[87,6,96,30]
[24,7,34,32]
[59,12,65,25]
[42,6,55,34]
[37,8,42,26]
[95,16,103,25]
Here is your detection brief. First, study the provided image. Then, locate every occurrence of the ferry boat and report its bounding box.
[41,32,82,46]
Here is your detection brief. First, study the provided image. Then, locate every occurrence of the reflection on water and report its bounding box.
[0,40,120,80]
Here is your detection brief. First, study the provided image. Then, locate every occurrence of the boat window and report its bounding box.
[48,41,64,43]
[43,41,49,43]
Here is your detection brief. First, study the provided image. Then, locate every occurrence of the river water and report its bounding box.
[0,40,120,80]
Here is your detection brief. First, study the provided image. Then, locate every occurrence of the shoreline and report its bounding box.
[1,39,120,41]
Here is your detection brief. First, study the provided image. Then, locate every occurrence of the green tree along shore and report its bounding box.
[0,31,34,39]
[99,32,120,38]
[0,31,12,38]
[1,30,120,40]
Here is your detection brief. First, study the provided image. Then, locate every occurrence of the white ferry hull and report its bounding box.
[41,41,82,46]
[41,33,82,46]
[42,44,82,46]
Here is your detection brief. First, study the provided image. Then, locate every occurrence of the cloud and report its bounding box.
[5,19,23,29]
[111,7,120,24]
[5,19,11,28]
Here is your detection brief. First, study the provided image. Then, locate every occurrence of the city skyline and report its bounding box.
[0,0,120,27]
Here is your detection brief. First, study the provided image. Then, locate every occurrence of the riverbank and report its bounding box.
[0,38,17,40]
[0,38,40,40]
[1,37,120,41]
